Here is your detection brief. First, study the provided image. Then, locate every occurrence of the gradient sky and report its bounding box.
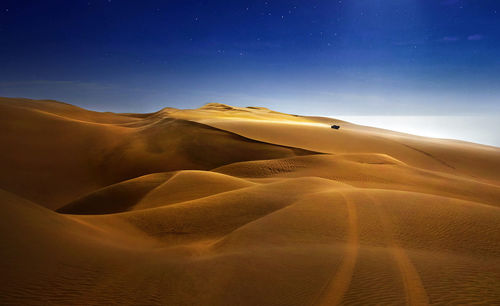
[1,0,499,116]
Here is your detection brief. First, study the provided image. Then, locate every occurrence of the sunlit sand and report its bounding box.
[1,97,499,305]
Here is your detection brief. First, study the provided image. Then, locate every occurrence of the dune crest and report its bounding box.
[1,97,499,305]
[0,98,317,209]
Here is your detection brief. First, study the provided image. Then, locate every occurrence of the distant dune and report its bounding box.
[1,97,499,305]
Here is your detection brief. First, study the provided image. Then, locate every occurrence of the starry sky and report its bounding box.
[1,0,499,116]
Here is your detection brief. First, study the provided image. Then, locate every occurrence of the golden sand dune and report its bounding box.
[0,97,499,305]
[0,98,315,209]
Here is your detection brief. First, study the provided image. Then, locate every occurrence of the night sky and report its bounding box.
[1,0,499,116]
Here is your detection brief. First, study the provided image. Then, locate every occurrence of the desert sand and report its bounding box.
[1,97,499,305]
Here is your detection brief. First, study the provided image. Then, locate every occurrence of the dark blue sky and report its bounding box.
[1,0,499,115]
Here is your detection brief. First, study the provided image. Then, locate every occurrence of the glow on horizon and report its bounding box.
[330,115,500,148]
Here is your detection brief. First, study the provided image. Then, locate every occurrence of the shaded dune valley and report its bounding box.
[1,97,500,305]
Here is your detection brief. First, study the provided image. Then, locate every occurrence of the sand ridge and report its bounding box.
[0,97,499,305]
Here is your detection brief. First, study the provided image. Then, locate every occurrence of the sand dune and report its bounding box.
[0,98,315,209]
[0,98,499,305]
[214,154,500,207]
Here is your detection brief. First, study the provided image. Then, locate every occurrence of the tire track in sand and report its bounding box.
[369,195,429,306]
[315,193,359,306]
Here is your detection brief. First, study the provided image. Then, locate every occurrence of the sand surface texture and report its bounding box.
[1,98,499,305]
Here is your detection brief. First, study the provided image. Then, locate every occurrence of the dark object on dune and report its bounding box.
[331,125,340,130]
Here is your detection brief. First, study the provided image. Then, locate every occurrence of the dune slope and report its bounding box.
[1,98,499,305]
[0,98,316,209]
